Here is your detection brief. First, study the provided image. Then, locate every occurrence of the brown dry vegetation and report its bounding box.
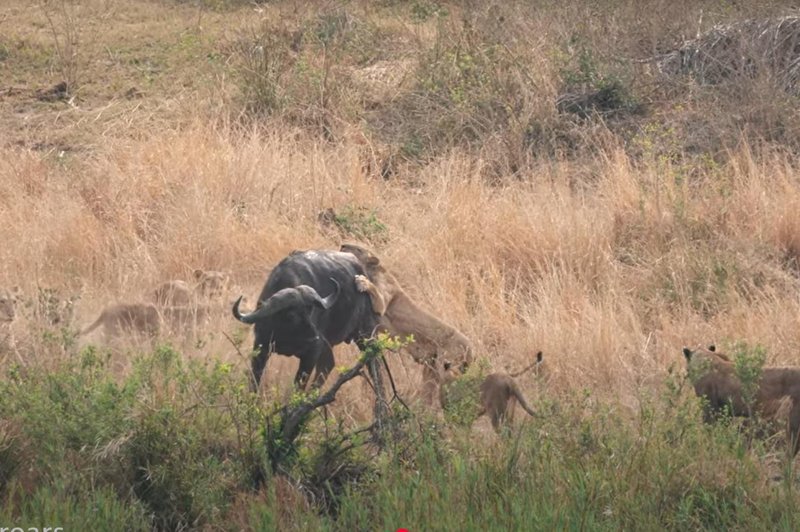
[6,1,800,528]
[2,0,800,431]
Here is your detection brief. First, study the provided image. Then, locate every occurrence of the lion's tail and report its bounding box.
[509,380,536,418]
[79,312,105,336]
[510,351,544,378]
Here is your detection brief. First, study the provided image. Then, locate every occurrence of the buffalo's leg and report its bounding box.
[250,342,272,392]
[294,348,319,391]
[310,343,335,389]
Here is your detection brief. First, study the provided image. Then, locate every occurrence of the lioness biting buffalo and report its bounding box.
[683,344,800,457]
[340,242,474,404]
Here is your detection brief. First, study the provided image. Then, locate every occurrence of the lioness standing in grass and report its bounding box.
[683,344,800,457]
[80,302,161,339]
[439,352,544,432]
[153,269,233,306]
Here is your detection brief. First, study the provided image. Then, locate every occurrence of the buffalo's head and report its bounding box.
[232,278,340,324]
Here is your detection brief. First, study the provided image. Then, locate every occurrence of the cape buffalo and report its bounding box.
[232,250,379,391]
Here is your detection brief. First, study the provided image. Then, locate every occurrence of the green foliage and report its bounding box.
[234,28,294,116]
[558,41,640,118]
[332,204,389,243]
[731,341,767,416]
[360,332,412,363]
[0,484,152,531]
[439,358,490,428]
[0,344,265,531]
[410,0,448,22]
[1,341,798,529]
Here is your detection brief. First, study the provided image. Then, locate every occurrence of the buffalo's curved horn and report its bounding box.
[232,277,340,324]
[317,277,340,309]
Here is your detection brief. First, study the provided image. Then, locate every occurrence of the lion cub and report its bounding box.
[683,344,800,456]
[440,352,544,432]
[80,303,161,339]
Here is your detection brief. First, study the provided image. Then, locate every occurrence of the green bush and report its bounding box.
[1,339,797,530]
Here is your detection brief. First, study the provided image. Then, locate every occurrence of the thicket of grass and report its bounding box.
[1,344,798,531]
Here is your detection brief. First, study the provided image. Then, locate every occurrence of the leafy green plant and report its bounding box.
[731,341,767,418]
[439,357,490,428]
[331,204,388,243]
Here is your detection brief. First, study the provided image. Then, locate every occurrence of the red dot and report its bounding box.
[396,529,410,532]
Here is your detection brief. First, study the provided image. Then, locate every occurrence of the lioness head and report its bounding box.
[0,287,22,323]
[682,344,732,381]
[683,344,731,363]
[340,243,380,268]
[194,269,231,299]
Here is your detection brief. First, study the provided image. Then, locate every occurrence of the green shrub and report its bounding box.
[2,338,797,530]
[438,358,490,428]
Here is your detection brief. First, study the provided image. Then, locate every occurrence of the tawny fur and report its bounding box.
[153,280,193,307]
[0,287,20,323]
[439,353,543,432]
[81,301,215,341]
[193,269,232,299]
[684,344,800,456]
[80,303,161,338]
[153,269,232,307]
[343,243,473,364]
[342,243,473,403]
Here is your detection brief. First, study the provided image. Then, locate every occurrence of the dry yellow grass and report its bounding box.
[3,122,800,410]
[2,0,800,428]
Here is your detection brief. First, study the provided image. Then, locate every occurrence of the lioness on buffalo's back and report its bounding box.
[683,344,800,456]
[340,242,474,403]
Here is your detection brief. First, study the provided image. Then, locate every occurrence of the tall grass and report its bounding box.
[3,0,800,527]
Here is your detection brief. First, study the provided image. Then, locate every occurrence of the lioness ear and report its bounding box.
[443,361,452,371]
[682,347,694,361]
[536,351,543,363]
[366,255,380,267]
[708,344,716,352]
[193,269,204,280]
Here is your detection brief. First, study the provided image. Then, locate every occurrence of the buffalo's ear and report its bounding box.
[708,344,716,352]
[536,351,543,363]
[683,347,693,361]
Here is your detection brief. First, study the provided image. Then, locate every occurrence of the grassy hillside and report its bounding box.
[2,0,800,529]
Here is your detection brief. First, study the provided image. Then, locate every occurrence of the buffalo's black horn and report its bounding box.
[318,277,340,309]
